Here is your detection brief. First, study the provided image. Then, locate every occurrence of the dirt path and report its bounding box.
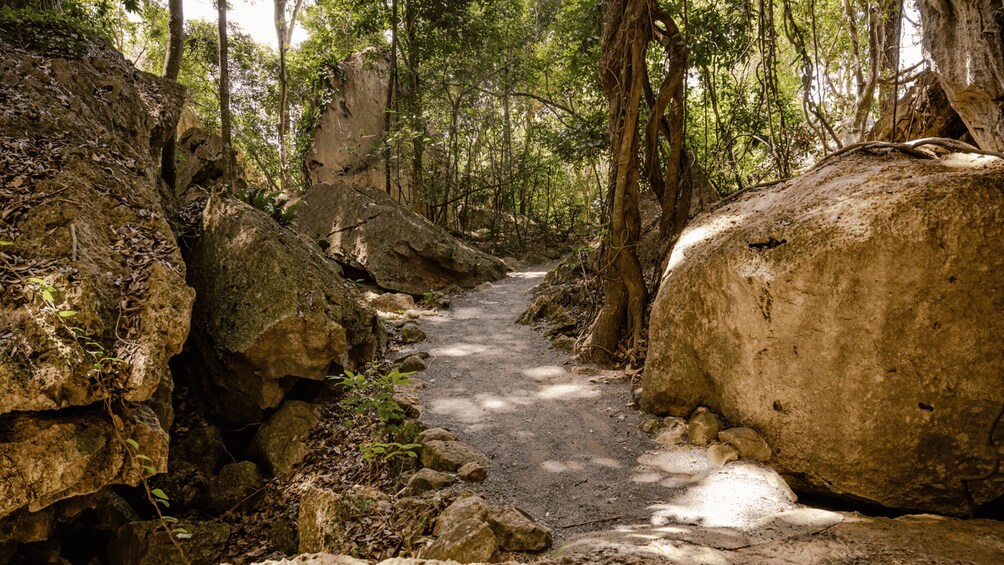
[399,265,1004,563]
[410,264,668,541]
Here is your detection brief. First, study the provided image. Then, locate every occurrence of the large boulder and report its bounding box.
[305,50,393,196]
[643,152,1004,515]
[296,184,508,295]
[918,0,1004,152]
[0,24,189,533]
[187,197,384,423]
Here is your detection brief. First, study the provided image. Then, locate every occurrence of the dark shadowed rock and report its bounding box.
[251,401,321,476]
[187,198,384,423]
[108,519,231,565]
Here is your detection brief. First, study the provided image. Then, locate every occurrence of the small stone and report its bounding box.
[298,485,392,553]
[640,417,663,433]
[458,461,489,482]
[655,417,688,447]
[400,321,426,343]
[207,461,265,513]
[421,440,490,473]
[370,292,417,313]
[423,517,499,564]
[486,505,552,551]
[551,335,576,352]
[708,443,740,466]
[719,427,772,462]
[251,400,321,476]
[687,407,722,446]
[400,468,457,497]
[418,428,458,442]
[434,493,490,536]
[399,355,427,373]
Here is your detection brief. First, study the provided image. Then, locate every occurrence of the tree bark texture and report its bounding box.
[218,0,233,183]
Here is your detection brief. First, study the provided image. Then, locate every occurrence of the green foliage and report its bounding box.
[235,186,301,226]
[332,367,414,425]
[359,441,421,463]
[0,2,96,57]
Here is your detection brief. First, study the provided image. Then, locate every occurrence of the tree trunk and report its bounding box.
[274,0,302,193]
[385,0,399,197]
[159,0,184,191]
[218,0,233,184]
[916,0,1004,152]
[583,0,650,365]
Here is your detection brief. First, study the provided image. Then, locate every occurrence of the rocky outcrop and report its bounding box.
[305,50,399,198]
[0,25,190,536]
[642,152,1004,515]
[918,0,1004,152]
[187,198,384,423]
[295,184,508,295]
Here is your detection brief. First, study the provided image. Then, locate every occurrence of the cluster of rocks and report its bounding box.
[642,407,772,467]
[292,427,550,564]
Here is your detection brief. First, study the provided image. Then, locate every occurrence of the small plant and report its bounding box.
[419,291,439,308]
[331,367,413,425]
[235,186,301,226]
[359,441,421,463]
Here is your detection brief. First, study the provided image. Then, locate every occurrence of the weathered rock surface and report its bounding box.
[433,494,490,537]
[206,461,265,513]
[423,517,499,564]
[486,505,552,551]
[719,427,771,462]
[305,50,395,197]
[368,292,417,313]
[251,401,321,476]
[0,32,189,534]
[298,485,392,554]
[458,461,488,483]
[418,428,458,443]
[295,183,508,295]
[643,152,1004,514]
[399,468,457,497]
[108,519,231,565]
[422,440,491,473]
[400,322,427,344]
[917,0,1004,152]
[686,407,722,447]
[399,355,427,373]
[187,197,384,423]
[175,127,230,193]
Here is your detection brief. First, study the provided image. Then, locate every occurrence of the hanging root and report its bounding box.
[815,137,1004,169]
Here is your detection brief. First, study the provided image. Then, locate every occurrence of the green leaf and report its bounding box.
[27,277,45,284]
[143,465,157,475]
[125,438,140,450]
[151,488,168,500]
[0,240,12,245]
[162,516,178,523]
[41,289,54,302]
[135,454,152,461]
[158,499,170,508]
[58,310,78,318]
[172,528,189,535]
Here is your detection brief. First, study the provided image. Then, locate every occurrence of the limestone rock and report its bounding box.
[251,401,321,476]
[719,427,771,462]
[0,27,192,414]
[433,494,490,536]
[187,197,384,423]
[0,405,168,522]
[640,417,663,434]
[917,0,1004,152]
[423,518,499,564]
[108,519,231,565]
[422,440,490,473]
[175,128,230,193]
[643,152,1004,514]
[369,292,417,313]
[399,355,427,373]
[306,50,394,196]
[686,408,722,447]
[296,184,508,295]
[400,321,426,343]
[207,461,265,513]
[551,335,576,352]
[418,428,458,443]
[708,444,740,467]
[458,461,488,483]
[298,485,392,554]
[655,417,688,448]
[486,505,552,551]
[400,468,456,497]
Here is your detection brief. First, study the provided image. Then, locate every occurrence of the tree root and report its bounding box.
[815,137,1004,169]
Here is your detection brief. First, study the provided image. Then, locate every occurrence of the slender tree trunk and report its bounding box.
[584,0,650,365]
[385,0,399,197]
[160,0,184,191]
[218,0,233,184]
[274,0,302,193]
